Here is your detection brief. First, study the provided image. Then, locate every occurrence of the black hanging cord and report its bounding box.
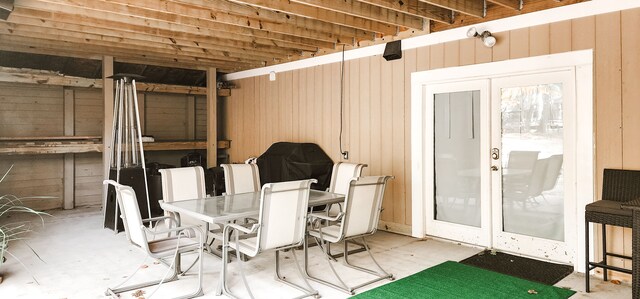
[339,45,346,157]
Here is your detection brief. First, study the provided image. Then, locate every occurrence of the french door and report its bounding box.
[422,70,576,264]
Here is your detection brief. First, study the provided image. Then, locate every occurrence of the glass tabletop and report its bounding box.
[160,189,344,224]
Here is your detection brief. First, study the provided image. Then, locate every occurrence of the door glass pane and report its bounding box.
[501,83,564,241]
[434,91,481,227]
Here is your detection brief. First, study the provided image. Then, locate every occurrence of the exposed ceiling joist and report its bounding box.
[0,0,585,73]
[420,0,485,18]
[228,0,397,35]
[291,0,426,29]
[487,0,522,10]
[357,0,454,23]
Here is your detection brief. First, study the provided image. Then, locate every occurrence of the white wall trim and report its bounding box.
[221,0,638,81]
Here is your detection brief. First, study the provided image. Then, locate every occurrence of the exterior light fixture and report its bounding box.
[467,27,497,48]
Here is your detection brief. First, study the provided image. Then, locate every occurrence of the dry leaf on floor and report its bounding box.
[140,264,148,269]
[528,289,538,294]
[132,289,145,297]
[153,261,160,264]
[611,280,621,285]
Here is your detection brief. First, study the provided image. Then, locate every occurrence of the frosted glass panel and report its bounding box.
[434,91,481,227]
[501,83,564,241]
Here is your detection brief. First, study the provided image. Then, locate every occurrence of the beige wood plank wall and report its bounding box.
[224,8,640,266]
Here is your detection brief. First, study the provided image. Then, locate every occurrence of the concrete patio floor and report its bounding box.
[0,206,631,298]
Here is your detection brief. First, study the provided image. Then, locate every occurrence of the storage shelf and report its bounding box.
[0,137,230,155]
[0,136,103,155]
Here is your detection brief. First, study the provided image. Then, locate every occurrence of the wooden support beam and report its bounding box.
[291,0,427,29]
[0,22,289,62]
[487,0,522,11]
[103,0,378,40]
[63,88,75,210]
[227,0,397,35]
[187,95,196,140]
[102,56,114,208]
[420,0,484,17]
[7,12,318,54]
[0,35,264,71]
[15,0,342,47]
[206,67,217,168]
[0,66,208,94]
[357,0,455,23]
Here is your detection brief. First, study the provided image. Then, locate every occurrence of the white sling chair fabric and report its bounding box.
[217,179,318,299]
[103,180,204,299]
[159,166,207,227]
[324,162,367,216]
[221,163,261,195]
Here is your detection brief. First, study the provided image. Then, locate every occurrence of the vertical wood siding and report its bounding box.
[224,9,640,268]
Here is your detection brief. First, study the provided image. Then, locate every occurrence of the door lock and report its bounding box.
[491,148,500,160]
[491,165,499,171]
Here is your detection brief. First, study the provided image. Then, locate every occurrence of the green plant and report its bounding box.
[0,165,51,283]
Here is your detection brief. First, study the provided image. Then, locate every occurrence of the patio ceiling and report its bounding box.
[0,0,586,74]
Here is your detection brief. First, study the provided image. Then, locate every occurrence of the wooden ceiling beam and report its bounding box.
[0,35,264,70]
[96,0,373,42]
[419,0,484,18]
[8,12,318,55]
[226,0,397,35]
[487,0,522,11]
[357,0,454,24]
[0,33,266,66]
[14,0,338,48]
[165,0,396,38]
[291,0,427,29]
[0,22,292,63]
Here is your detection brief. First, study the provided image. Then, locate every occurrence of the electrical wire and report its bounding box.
[339,45,346,157]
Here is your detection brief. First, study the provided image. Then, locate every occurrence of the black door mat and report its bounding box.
[460,250,574,285]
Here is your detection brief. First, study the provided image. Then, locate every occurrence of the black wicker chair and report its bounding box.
[585,168,640,293]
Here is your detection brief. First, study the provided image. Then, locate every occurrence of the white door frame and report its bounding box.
[411,50,594,271]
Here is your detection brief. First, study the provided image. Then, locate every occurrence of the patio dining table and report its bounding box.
[159,189,345,225]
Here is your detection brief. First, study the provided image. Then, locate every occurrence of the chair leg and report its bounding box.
[342,237,394,288]
[585,219,590,293]
[602,223,608,282]
[274,249,319,299]
[303,232,353,294]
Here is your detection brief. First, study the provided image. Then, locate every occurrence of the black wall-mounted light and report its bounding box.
[467,27,497,48]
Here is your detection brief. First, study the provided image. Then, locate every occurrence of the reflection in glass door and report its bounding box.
[491,70,576,263]
[500,83,564,241]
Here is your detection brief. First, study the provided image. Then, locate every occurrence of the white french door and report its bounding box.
[412,51,593,266]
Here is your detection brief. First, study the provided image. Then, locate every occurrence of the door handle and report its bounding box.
[491,148,500,160]
[491,165,499,171]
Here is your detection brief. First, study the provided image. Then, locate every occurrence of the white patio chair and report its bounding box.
[311,162,367,258]
[305,176,394,295]
[103,180,204,299]
[159,166,222,269]
[217,179,319,299]
[221,163,261,195]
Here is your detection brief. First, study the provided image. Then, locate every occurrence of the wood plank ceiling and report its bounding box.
[0,0,586,73]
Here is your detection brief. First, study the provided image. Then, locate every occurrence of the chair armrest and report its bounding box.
[224,223,259,235]
[309,212,343,222]
[143,224,204,242]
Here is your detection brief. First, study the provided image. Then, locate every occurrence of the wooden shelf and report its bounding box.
[0,136,103,155]
[0,137,230,155]
[143,141,206,151]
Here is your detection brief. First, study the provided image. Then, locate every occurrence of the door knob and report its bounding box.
[491,165,499,171]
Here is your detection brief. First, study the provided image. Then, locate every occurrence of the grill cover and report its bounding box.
[256,142,333,191]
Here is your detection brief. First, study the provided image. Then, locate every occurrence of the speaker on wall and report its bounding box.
[383,40,402,61]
